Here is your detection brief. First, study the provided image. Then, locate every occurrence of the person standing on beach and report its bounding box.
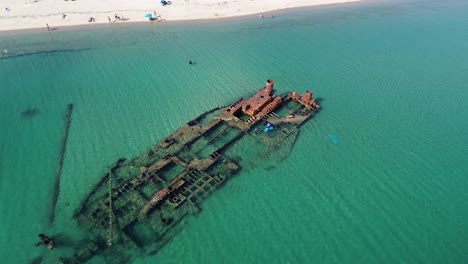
[46,24,50,31]
[108,16,111,23]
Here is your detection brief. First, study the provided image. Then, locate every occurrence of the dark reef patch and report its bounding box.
[21,108,40,118]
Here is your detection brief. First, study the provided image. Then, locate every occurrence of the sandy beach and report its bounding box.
[0,0,362,32]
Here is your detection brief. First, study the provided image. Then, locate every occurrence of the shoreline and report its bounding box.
[0,0,363,34]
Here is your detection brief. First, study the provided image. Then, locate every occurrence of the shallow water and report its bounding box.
[1,0,467,263]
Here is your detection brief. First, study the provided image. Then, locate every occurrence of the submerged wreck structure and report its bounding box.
[62,79,320,263]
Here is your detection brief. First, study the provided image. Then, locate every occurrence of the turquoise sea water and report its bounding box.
[1,0,467,263]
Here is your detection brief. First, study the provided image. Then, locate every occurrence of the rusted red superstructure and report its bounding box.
[289,90,320,110]
[218,79,319,128]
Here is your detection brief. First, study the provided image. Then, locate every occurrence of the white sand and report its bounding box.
[0,0,361,32]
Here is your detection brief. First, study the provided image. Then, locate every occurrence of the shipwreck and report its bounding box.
[55,79,320,263]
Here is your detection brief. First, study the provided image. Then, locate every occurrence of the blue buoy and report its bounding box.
[264,123,274,133]
[328,134,339,144]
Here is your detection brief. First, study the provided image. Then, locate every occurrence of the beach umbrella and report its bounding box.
[144,13,152,18]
